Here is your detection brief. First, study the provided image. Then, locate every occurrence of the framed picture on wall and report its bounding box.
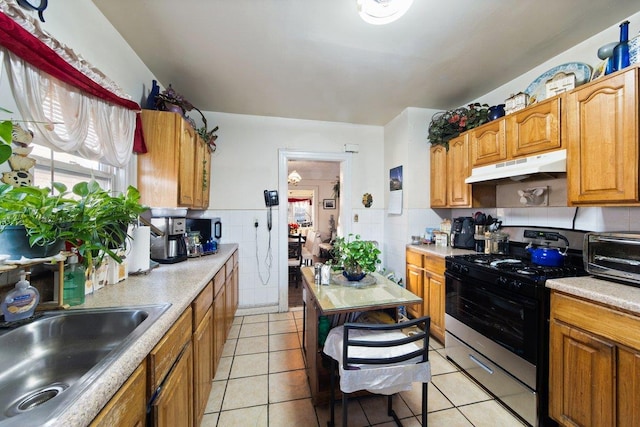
[323,199,336,209]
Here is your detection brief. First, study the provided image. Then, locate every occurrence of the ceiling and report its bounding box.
[94,0,638,126]
[288,160,340,182]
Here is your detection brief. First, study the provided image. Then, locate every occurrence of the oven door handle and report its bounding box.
[468,354,494,375]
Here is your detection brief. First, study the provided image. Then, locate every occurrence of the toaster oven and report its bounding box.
[584,232,640,286]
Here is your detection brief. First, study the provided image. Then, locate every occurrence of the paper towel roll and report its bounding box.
[128,226,150,274]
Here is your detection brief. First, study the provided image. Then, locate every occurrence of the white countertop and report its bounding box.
[546,275,640,316]
[50,243,238,427]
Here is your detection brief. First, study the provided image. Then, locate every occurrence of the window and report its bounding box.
[29,92,117,191]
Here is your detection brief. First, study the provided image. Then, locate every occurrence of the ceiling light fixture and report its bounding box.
[288,170,302,185]
[356,0,414,25]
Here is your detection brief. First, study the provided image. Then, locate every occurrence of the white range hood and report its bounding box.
[465,149,567,184]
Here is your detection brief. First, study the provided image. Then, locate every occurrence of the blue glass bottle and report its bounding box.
[613,21,630,72]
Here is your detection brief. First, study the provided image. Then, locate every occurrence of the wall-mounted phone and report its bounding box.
[264,190,279,207]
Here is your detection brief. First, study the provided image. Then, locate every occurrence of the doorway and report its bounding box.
[278,150,352,312]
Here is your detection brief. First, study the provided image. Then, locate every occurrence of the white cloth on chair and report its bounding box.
[323,327,431,395]
[302,231,321,265]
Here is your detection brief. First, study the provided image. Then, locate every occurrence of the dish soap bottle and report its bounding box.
[1,271,39,322]
[63,252,85,306]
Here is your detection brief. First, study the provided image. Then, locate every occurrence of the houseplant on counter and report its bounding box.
[0,180,146,266]
[332,233,381,281]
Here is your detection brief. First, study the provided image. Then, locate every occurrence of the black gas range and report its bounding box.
[444,227,587,427]
[447,251,583,298]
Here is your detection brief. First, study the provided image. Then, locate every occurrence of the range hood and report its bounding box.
[465,149,567,184]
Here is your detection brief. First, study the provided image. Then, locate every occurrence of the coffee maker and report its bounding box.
[150,217,188,263]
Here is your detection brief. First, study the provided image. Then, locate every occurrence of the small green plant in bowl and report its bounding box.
[332,233,381,280]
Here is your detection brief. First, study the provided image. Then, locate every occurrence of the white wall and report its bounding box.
[196,111,384,309]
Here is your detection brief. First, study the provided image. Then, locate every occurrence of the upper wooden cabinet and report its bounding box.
[507,96,562,158]
[430,135,495,208]
[566,67,639,206]
[138,110,210,209]
[429,144,448,208]
[447,135,472,207]
[470,118,506,167]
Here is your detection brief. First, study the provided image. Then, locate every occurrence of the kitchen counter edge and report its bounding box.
[406,244,475,257]
[56,243,238,427]
[546,275,640,316]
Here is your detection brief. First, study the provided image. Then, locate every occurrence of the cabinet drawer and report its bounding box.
[425,255,445,275]
[192,281,213,330]
[90,363,147,427]
[214,268,225,296]
[148,307,192,395]
[551,292,640,351]
[225,258,234,278]
[406,250,423,268]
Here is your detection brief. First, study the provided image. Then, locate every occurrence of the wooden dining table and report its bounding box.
[300,266,422,404]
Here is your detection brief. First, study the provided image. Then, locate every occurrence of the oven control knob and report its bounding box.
[496,276,508,286]
[510,280,522,290]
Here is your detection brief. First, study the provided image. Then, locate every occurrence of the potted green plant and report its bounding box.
[0,180,146,266]
[332,233,381,281]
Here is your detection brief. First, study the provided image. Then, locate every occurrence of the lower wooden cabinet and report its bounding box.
[405,247,446,343]
[90,363,147,427]
[90,251,239,426]
[151,341,194,427]
[549,291,640,427]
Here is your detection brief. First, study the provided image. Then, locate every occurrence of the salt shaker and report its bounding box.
[314,263,323,285]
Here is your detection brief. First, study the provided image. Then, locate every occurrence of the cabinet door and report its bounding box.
[192,138,205,208]
[90,363,146,427]
[212,285,226,376]
[405,264,424,319]
[138,111,180,207]
[430,145,448,207]
[427,273,445,343]
[618,347,640,426]
[566,68,638,205]
[470,118,506,167]
[202,146,211,208]
[178,121,196,206]
[193,308,213,426]
[549,318,615,427]
[507,96,561,158]
[447,135,471,207]
[152,341,194,427]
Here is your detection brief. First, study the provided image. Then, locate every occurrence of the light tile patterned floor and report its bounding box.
[200,308,526,426]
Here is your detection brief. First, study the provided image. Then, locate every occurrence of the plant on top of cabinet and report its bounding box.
[427,103,489,148]
[150,84,219,152]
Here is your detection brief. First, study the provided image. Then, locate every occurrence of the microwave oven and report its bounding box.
[584,231,640,286]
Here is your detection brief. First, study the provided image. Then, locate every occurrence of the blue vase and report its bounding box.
[488,104,505,121]
[145,80,160,110]
[613,21,630,72]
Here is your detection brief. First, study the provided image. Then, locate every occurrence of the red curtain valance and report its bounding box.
[0,11,147,153]
[288,197,312,204]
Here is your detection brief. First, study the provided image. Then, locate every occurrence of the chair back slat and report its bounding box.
[342,316,430,369]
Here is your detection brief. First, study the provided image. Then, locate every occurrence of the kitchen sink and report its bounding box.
[0,303,171,426]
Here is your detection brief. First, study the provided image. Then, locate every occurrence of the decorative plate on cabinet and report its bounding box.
[524,62,592,104]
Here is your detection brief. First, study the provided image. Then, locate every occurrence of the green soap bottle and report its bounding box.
[63,254,85,306]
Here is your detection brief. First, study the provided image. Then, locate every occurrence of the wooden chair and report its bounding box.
[288,234,303,287]
[323,316,431,427]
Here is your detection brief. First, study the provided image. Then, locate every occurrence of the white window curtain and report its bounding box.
[2,49,135,167]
